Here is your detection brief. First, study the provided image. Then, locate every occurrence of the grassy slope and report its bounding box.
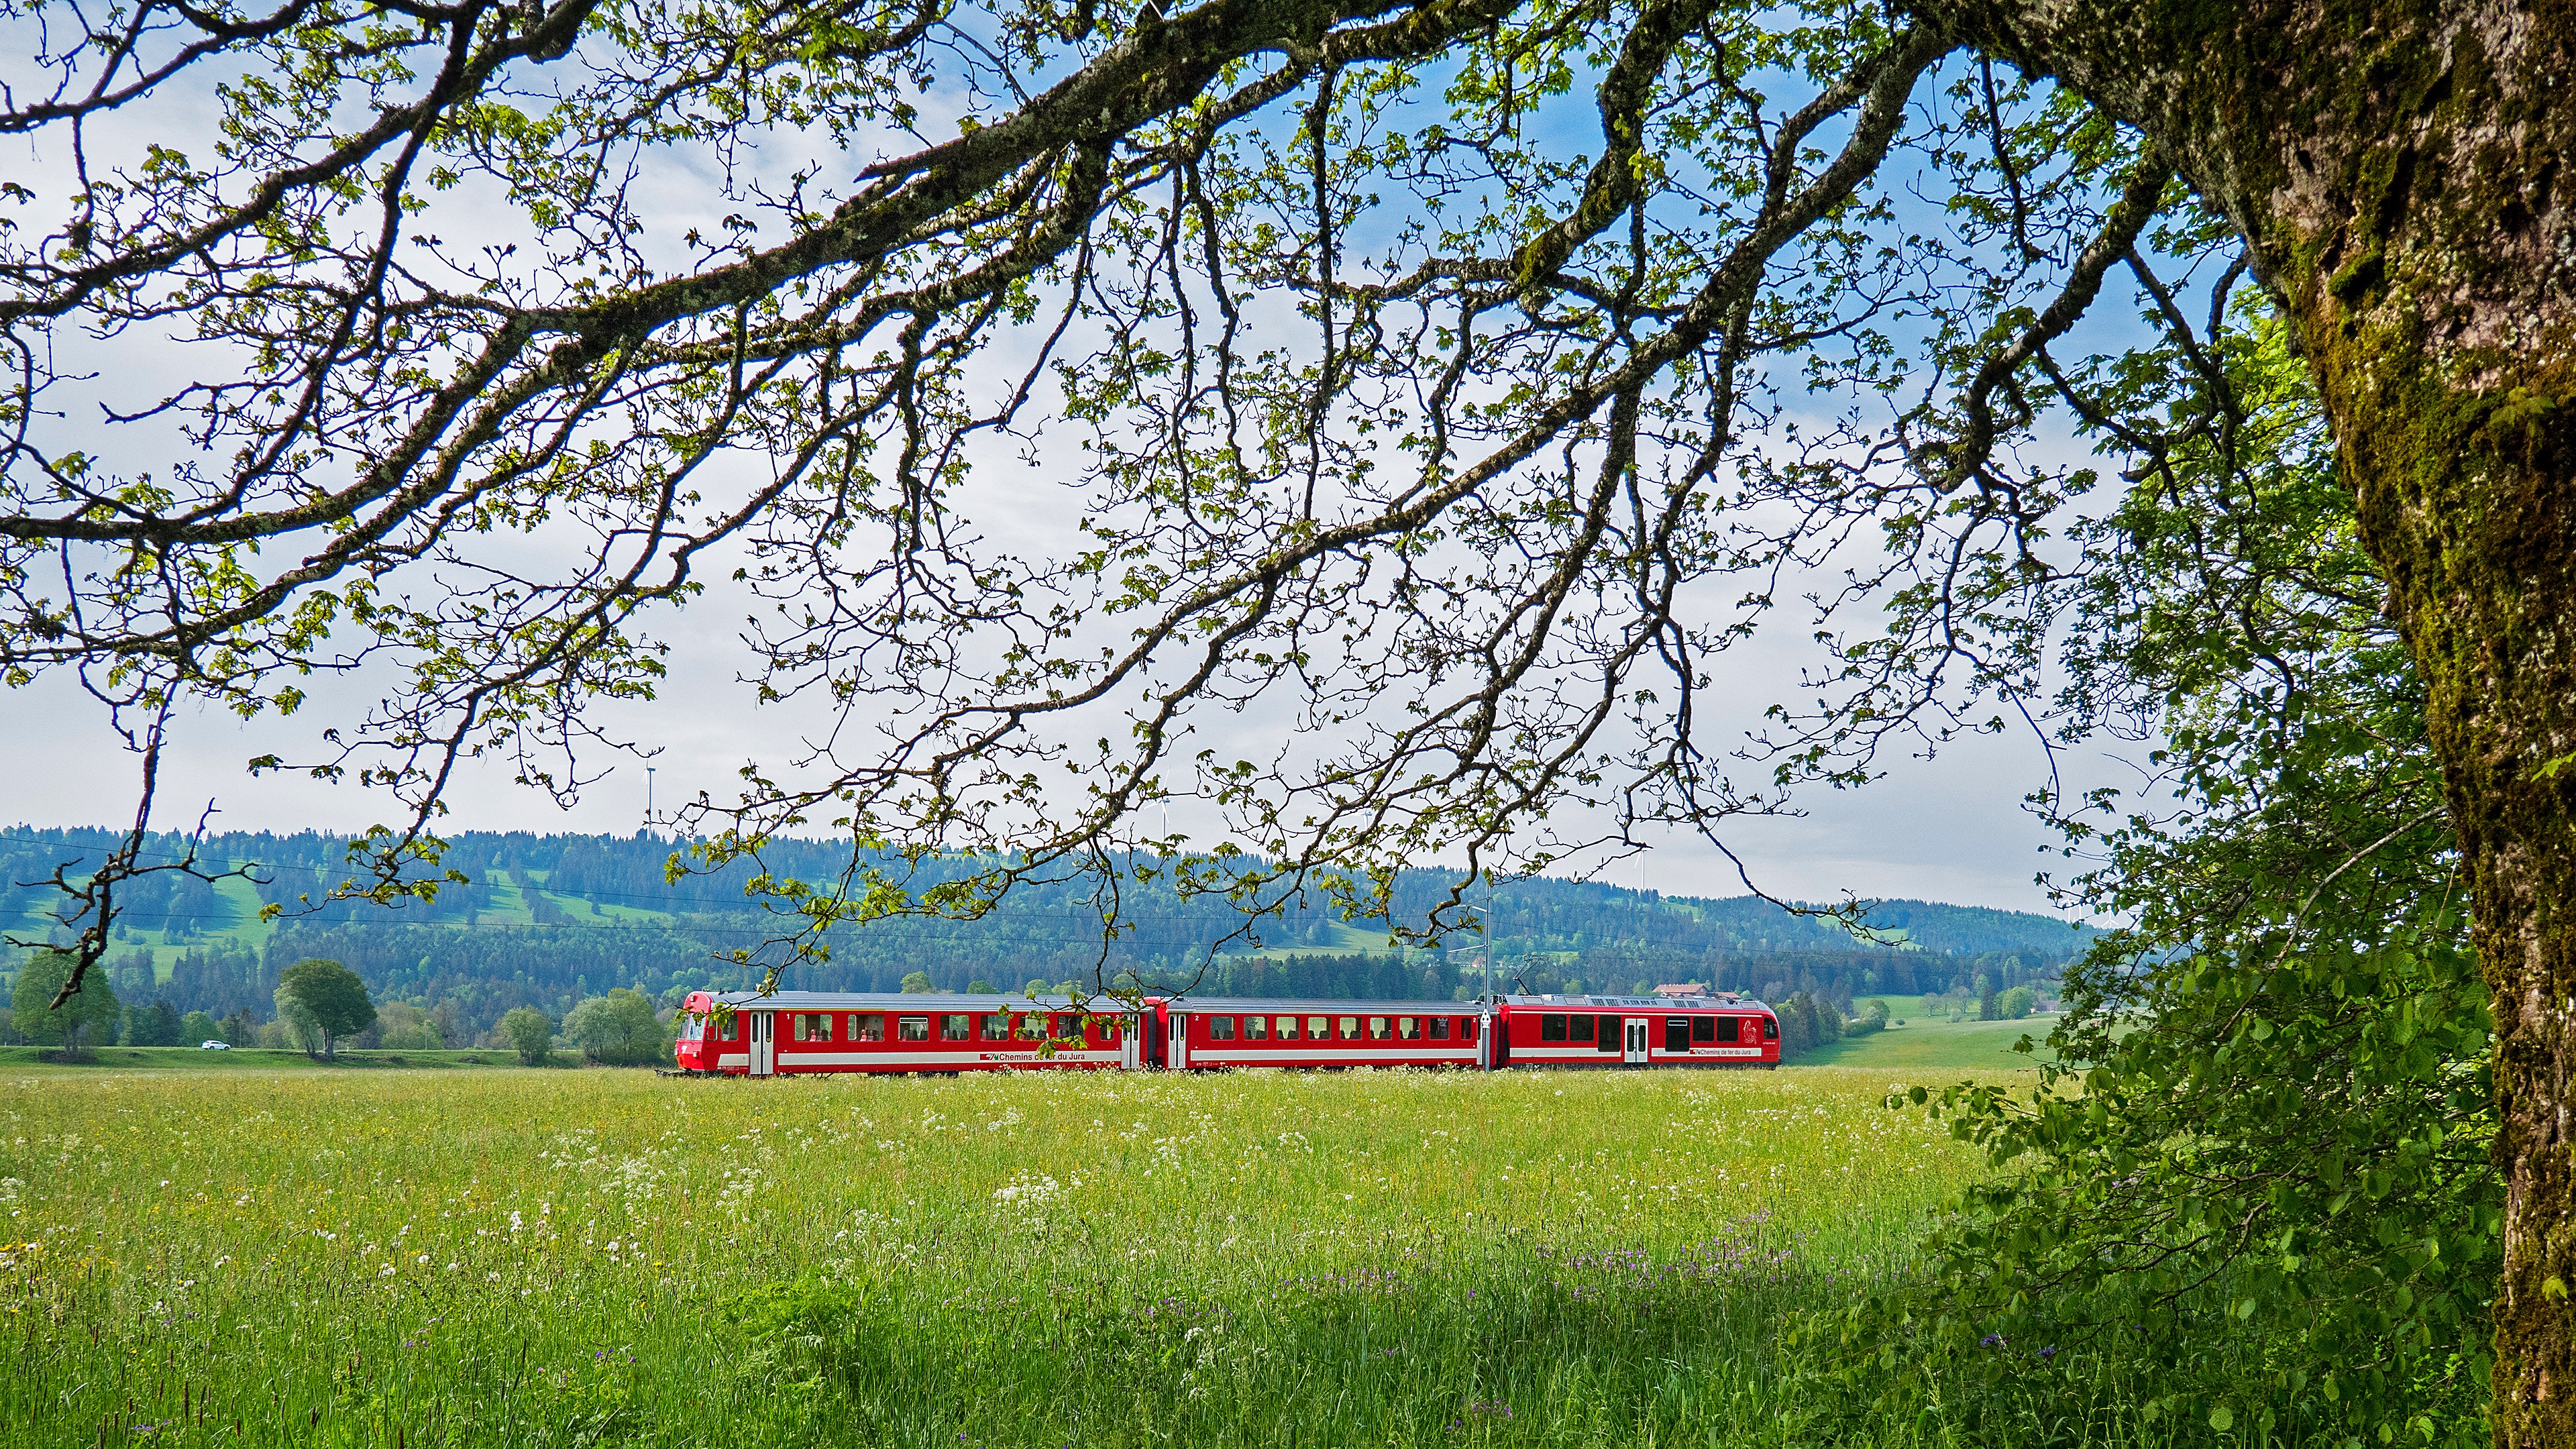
[1796,1014,2054,1071]
[3,1065,1997,1448]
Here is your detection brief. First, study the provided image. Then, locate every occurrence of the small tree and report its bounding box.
[180,1010,219,1044]
[11,951,121,1059]
[217,1008,259,1046]
[272,985,321,1054]
[127,1000,184,1047]
[276,959,376,1061]
[374,1001,447,1049]
[964,979,998,995]
[1021,978,1052,998]
[898,971,934,994]
[563,988,661,1065]
[500,1007,555,1067]
[1978,986,2002,1022]
[1997,985,2036,1020]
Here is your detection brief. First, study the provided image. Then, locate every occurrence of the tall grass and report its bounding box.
[4,1066,1990,1446]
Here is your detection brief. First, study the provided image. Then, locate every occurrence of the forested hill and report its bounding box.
[0,826,2089,1040]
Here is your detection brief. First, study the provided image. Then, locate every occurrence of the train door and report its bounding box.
[1119,1015,1142,1071]
[1623,1017,1649,1065]
[749,1013,775,1077]
[1167,1012,1191,1071]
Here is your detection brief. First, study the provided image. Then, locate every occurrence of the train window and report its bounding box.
[898,1016,930,1042]
[1367,1017,1389,1040]
[794,1013,833,1042]
[1016,1014,1045,1040]
[1311,1016,1334,1041]
[1276,1016,1300,1040]
[1460,1017,1477,1042]
[852,1014,886,1042]
[1245,1015,1268,1040]
[1099,1020,1120,1044]
[1210,1016,1236,1040]
[1540,1014,1567,1042]
[1052,1014,1077,1039]
[720,1017,737,1041]
[1666,1017,1690,1053]
[1712,1016,1739,1043]
[1762,1017,1778,1040]
[981,1014,1010,1041]
[1595,1016,1621,1052]
[1569,1014,1595,1043]
[940,1014,970,1041]
[1396,1017,1419,1039]
[1428,1016,1450,1040]
[1693,1016,1716,1044]
[1338,1017,1361,1040]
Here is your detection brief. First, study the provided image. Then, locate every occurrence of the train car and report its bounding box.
[672,990,1139,1077]
[1157,998,1489,1070]
[1489,992,1778,1069]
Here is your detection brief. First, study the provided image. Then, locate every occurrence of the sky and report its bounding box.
[0,31,2145,922]
[1,590,2118,916]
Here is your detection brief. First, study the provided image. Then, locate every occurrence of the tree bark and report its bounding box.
[1933,1,2576,1441]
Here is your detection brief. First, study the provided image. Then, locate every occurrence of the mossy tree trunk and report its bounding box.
[1934,1,2576,1440]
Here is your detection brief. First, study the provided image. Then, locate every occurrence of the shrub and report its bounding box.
[11,951,121,1057]
[499,1007,554,1066]
[127,999,185,1046]
[564,987,663,1065]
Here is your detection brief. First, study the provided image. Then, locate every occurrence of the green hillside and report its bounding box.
[1,825,2090,1046]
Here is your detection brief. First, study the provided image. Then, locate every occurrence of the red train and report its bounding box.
[672,989,1779,1075]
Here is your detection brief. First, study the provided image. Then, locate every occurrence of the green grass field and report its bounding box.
[0,1063,2014,1448]
[1798,1015,2056,1071]
[0,1046,538,1071]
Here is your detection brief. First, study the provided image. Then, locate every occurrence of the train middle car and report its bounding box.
[1163,998,1489,1070]
[674,989,1780,1077]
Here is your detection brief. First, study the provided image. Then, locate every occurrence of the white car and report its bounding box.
[198,1040,230,1050]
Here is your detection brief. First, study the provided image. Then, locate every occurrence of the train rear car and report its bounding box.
[1491,994,1778,1069]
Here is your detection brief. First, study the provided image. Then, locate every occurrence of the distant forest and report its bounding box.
[0,826,2090,1042]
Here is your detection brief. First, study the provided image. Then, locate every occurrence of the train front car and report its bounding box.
[1158,998,1490,1070]
[679,991,1139,1077]
[1492,994,1779,1069]
[673,989,745,1073]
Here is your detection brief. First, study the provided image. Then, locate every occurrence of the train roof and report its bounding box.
[695,990,1124,1012]
[1163,996,1485,1014]
[1501,993,1774,1012]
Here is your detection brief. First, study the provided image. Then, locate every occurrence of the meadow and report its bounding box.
[1799,1015,2059,1073]
[3,1064,2027,1448]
